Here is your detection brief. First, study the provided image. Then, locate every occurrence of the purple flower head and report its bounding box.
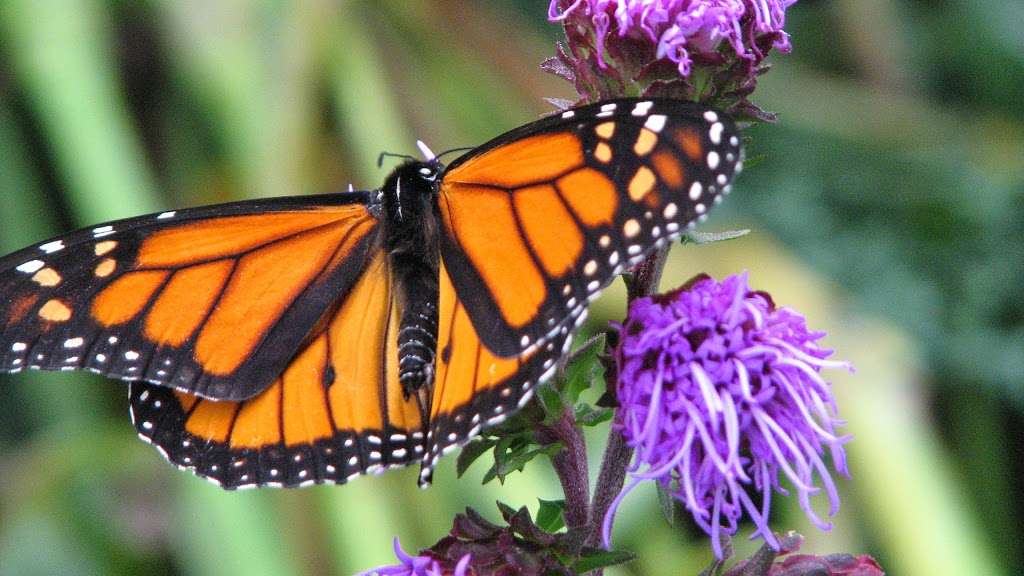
[545,0,797,118]
[357,538,471,576]
[603,273,852,558]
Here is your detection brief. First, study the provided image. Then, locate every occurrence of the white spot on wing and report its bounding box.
[689,181,703,200]
[39,240,64,254]
[709,122,724,144]
[16,260,45,274]
[707,151,720,170]
[64,337,84,349]
[644,114,667,133]
[157,211,176,220]
[631,101,654,116]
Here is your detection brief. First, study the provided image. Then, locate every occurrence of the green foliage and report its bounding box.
[681,228,752,246]
[536,498,567,533]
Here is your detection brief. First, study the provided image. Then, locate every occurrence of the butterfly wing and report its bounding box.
[438,98,742,356]
[417,257,571,483]
[0,193,378,401]
[130,249,427,488]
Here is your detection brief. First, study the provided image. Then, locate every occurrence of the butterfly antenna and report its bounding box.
[377,151,416,168]
[437,146,475,160]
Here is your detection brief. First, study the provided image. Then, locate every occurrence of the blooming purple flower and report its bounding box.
[550,0,794,76]
[603,272,852,558]
[357,538,471,576]
[545,0,797,117]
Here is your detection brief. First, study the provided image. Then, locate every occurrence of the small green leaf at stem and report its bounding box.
[538,382,565,424]
[573,548,637,573]
[562,335,606,405]
[456,438,495,478]
[536,499,567,533]
[681,228,751,246]
[496,443,563,482]
[575,404,614,427]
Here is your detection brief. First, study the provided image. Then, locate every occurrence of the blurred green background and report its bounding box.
[0,1,1021,575]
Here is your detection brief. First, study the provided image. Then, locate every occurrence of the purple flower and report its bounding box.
[550,0,793,76]
[603,273,852,558]
[357,538,471,576]
[545,0,797,117]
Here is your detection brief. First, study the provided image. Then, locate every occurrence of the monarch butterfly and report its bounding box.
[0,98,741,489]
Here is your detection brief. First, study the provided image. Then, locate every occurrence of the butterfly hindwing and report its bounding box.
[438,98,742,356]
[131,250,427,488]
[418,257,571,483]
[0,193,378,401]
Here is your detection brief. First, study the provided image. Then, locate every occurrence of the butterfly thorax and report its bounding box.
[381,161,444,404]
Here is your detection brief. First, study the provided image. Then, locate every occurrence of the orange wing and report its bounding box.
[0,194,378,401]
[131,252,572,489]
[130,250,426,488]
[417,257,572,484]
[438,98,742,357]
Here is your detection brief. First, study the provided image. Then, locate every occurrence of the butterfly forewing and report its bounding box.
[0,193,378,401]
[438,98,742,357]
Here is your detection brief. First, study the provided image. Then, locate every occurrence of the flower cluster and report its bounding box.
[357,538,471,576]
[605,273,852,558]
[545,0,797,117]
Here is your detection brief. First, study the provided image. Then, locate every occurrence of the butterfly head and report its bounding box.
[382,160,444,227]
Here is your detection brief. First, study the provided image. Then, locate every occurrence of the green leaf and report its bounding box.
[536,499,566,533]
[573,549,636,573]
[575,404,614,427]
[495,443,563,482]
[495,501,517,523]
[562,334,606,404]
[657,482,681,527]
[456,438,495,478]
[681,228,751,246]
[537,382,564,422]
[481,463,499,485]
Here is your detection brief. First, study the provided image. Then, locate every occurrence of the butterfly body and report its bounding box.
[0,98,742,488]
[379,160,445,403]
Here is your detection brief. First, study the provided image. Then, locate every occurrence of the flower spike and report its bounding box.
[605,273,852,558]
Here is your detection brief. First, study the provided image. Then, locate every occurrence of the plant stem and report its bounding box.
[588,246,669,548]
[625,246,669,301]
[541,410,591,531]
[587,425,633,547]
